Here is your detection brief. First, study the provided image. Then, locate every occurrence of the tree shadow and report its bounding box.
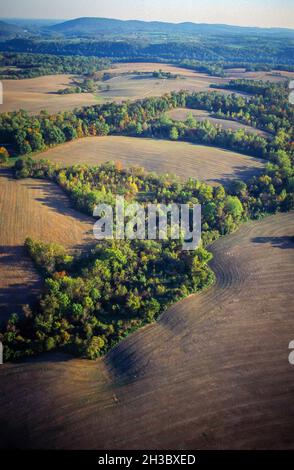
[0,177,97,322]
[0,245,42,323]
[0,168,15,180]
[207,163,264,186]
[251,236,294,249]
[23,180,95,239]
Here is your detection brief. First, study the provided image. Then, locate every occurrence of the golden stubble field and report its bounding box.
[0,74,99,114]
[0,212,293,449]
[0,66,227,114]
[0,61,293,450]
[106,62,294,83]
[0,170,95,321]
[35,135,265,185]
[95,63,229,102]
[2,63,293,114]
[226,68,294,82]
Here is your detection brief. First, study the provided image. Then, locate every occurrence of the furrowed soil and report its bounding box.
[0,212,293,449]
[35,136,264,185]
[0,170,94,321]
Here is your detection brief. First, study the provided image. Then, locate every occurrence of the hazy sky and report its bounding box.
[1,0,294,28]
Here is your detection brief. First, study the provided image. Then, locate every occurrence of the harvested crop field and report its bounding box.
[104,62,214,77]
[226,68,294,83]
[36,136,264,185]
[1,63,264,114]
[94,73,225,103]
[107,63,294,84]
[166,108,270,137]
[1,74,98,114]
[0,170,94,321]
[2,64,293,116]
[95,63,294,102]
[94,64,249,102]
[1,212,293,449]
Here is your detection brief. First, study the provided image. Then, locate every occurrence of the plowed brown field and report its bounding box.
[0,170,94,321]
[0,212,293,449]
[35,136,264,185]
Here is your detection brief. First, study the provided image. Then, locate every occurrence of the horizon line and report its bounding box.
[1,15,294,31]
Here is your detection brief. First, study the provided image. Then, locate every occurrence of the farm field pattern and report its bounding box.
[0,57,293,451]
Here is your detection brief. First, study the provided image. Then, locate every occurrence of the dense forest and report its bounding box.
[1,50,294,87]
[1,34,294,66]
[0,52,111,79]
[3,52,294,81]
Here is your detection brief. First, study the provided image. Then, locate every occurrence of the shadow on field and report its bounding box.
[0,168,14,180]
[0,421,30,450]
[209,162,263,186]
[251,236,294,249]
[0,245,42,322]
[24,180,94,232]
[26,180,81,217]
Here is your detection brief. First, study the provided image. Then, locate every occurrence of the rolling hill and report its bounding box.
[48,16,294,37]
[0,20,25,39]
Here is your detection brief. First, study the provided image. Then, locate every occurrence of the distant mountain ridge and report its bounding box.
[48,16,294,36]
[0,20,25,38]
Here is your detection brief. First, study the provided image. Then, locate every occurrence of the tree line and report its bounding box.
[1,35,294,65]
[2,52,294,81]
[0,52,111,79]
[0,82,293,161]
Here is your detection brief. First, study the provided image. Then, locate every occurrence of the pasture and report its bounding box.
[35,135,264,185]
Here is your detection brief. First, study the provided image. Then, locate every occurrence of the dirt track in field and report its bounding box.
[35,136,264,186]
[0,212,293,449]
[0,171,94,321]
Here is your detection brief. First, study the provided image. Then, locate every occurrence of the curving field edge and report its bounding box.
[0,212,293,449]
